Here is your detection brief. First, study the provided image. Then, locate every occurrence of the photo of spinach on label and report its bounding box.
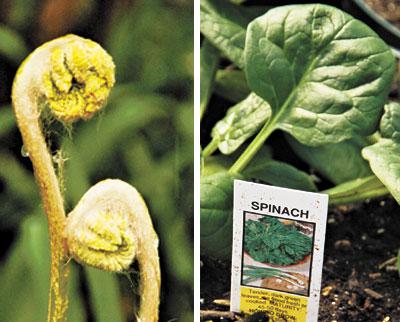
[244,216,312,266]
[200,1,399,264]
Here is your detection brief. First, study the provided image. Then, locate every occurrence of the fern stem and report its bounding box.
[12,59,69,322]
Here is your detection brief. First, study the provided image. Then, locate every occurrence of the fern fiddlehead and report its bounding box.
[12,34,160,322]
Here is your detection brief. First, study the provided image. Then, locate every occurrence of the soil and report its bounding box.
[364,0,400,29]
[200,197,400,321]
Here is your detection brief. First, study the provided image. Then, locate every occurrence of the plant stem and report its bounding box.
[12,79,69,321]
[13,98,69,322]
[229,120,275,173]
[137,223,160,322]
[203,137,219,157]
[12,35,117,322]
[228,89,297,174]
[228,52,324,174]
[324,175,389,206]
[117,183,161,322]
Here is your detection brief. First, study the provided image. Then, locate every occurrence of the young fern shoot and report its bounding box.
[65,179,160,322]
[12,34,160,322]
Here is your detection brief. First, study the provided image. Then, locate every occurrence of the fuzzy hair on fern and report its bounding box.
[12,34,160,322]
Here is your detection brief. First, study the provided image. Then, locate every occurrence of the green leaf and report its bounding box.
[245,4,395,146]
[202,156,230,177]
[200,40,220,118]
[174,103,194,169]
[63,141,91,206]
[379,101,400,141]
[0,106,16,137]
[214,69,250,102]
[362,140,400,202]
[123,137,193,285]
[0,153,38,202]
[287,135,372,184]
[244,159,317,192]
[68,266,87,322]
[244,216,312,265]
[201,171,242,259]
[324,175,388,205]
[106,0,193,87]
[0,154,39,227]
[86,267,124,322]
[211,93,271,154]
[0,216,47,322]
[0,215,85,322]
[5,0,39,30]
[201,0,252,68]
[0,24,28,64]
[362,102,400,204]
[70,94,166,172]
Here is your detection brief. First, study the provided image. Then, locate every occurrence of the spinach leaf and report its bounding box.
[201,0,263,68]
[363,102,400,203]
[210,93,271,155]
[287,135,372,184]
[202,156,231,177]
[324,175,388,206]
[244,159,317,192]
[244,217,312,266]
[245,4,395,146]
[200,40,220,118]
[200,171,242,259]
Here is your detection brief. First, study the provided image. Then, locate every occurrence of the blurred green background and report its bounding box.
[0,0,193,321]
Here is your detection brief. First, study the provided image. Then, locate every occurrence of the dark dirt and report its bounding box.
[200,197,400,321]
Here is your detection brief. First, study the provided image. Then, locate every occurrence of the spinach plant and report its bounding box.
[201,1,399,260]
[245,217,312,266]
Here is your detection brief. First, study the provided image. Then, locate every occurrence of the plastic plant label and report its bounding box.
[231,180,328,321]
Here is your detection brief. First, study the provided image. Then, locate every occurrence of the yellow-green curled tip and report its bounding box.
[65,179,141,272]
[42,34,115,122]
[17,34,115,122]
